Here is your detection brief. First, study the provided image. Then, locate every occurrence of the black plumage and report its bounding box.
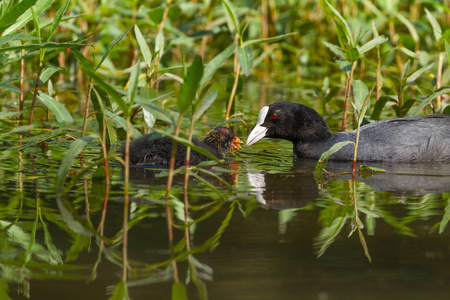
[127,126,242,166]
[247,101,450,162]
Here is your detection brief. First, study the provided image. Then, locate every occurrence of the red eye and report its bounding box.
[271,114,277,119]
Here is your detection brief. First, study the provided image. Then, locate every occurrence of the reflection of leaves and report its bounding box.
[439,195,450,233]
[172,282,188,300]
[315,216,349,257]
[109,281,130,300]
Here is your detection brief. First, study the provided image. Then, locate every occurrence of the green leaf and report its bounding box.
[47,0,69,41]
[237,46,253,76]
[3,0,53,36]
[135,25,152,66]
[135,95,175,127]
[446,40,450,65]
[425,8,442,43]
[177,56,203,115]
[172,282,188,300]
[108,281,129,300]
[155,30,164,61]
[325,0,353,45]
[55,136,95,191]
[0,41,88,52]
[335,59,352,76]
[242,32,297,47]
[400,59,411,85]
[352,80,369,113]
[0,0,38,34]
[199,43,235,88]
[194,89,218,121]
[104,110,142,139]
[314,141,354,177]
[440,198,450,233]
[39,65,65,84]
[37,92,74,123]
[408,87,450,116]
[358,35,388,55]
[65,233,90,262]
[126,60,140,105]
[95,26,133,71]
[323,41,345,59]
[83,69,129,117]
[72,49,94,73]
[398,47,419,58]
[91,87,117,147]
[0,80,22,94]
[346,47,359,62]
[395,11,419,42]
[0,280,12,300]
[406,63,434,84]
[221,0,240,35]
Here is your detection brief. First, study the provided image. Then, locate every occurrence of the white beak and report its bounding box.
[246,123,268,146]
[246,106,270,146]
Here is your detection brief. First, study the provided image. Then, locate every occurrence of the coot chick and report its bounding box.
[246,101,450,162]
[128,126,243,166]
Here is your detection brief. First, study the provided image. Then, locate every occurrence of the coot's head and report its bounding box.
[246,102,332,146]
[203,126,243,158]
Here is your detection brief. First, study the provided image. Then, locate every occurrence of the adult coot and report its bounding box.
[128,126,242,166]
[246,101,450,162]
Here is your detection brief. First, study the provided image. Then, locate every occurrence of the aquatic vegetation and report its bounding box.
[0,0,449,299]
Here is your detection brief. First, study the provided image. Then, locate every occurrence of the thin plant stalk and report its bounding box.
[436,52,444,110]
[225,39,241,121]
[28,66,43,125]
[81,83,94,137]
[342,62,357,130]
[122,117,132,281]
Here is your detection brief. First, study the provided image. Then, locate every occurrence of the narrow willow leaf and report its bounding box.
[439,199,450,234]
[358,35,388,55]
[194,89,218,121]
[55,136,95,191]
[3,0,53,35]
[39,65,65,84]
[47,0,69,41]
[108,281,129,300]
[104,111,142,139]
[172,282,188,300]
[0,125,34,138]
[0,0,38,34]
[242,32,297,47]
[400,59,411,84]
[143,108,156,129]
[446,40,450,65]
[0,280,12,300]
[155,30,164,61]
[335,59,352,76]
[352,80,369,113]
[425,8,442,42]
[95,26,133,71]
[91,87,117,146]
[221,0,240,35]
[126,60,140,105]
[37,92,74,123]
[408,87,450,116]
[325,0,353,45]
[65,234,90,262]
[83,69,129,116]
[135,25,152,66]
[346,47,359,62]
[406,62,433,83]
[314,141,354,177]
[395,12,419,42]
[0,81,22,94]
[398,47,419,58]
[0,41,88,52]
[178,56,203,114]
[72,48,94,73]
[199,43,235,88]
[135,98,175,127]
[237,46,253,76]
[323,41,345,59]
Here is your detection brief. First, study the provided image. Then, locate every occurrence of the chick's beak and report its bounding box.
[232,135,243,151]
